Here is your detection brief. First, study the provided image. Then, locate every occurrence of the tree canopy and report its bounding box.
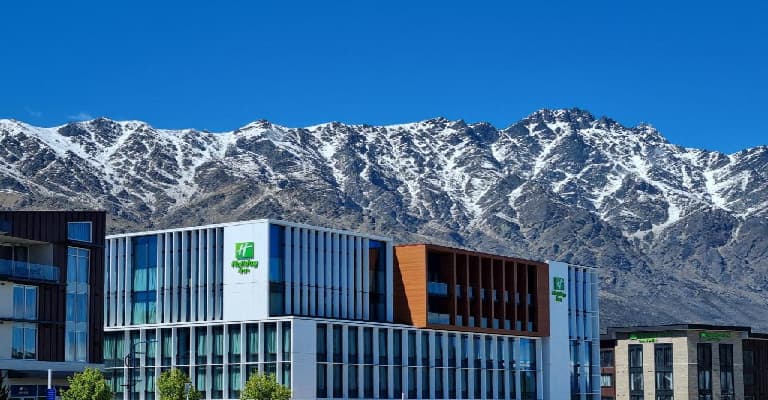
[62,368,112,400]
[241,373,291,400]
[157,369,201,400]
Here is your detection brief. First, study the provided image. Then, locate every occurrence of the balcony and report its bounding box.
[427,281,448,296]
[0,259,59,282]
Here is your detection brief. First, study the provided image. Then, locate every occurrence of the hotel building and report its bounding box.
[600,324,768,400]
[103,219,600,400]
[0,211,106,400]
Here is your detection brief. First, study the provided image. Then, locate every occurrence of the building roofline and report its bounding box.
[107,218,393,242]
[605,323,752,338]
[396,242,547,265]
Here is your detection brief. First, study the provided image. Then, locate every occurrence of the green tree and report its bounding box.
[62,368,112,400]
[157,368,200,400]
[241,373,291,400]
[0,370,9,400]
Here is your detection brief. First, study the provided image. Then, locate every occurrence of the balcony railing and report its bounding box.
[0,259,59,282]
[427,281,448,296]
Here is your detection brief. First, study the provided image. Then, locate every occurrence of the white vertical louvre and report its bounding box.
[332,233,340,318]
[301,228,309,315]
[340,234,348,319]
[317,231,325,318]
[206,228,215,320]
[190,230,198,322]
[308,229,316,316]
[355,236,363,320]
[292,228,301,315]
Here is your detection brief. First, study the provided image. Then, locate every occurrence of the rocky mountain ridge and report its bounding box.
[1,108,767,329]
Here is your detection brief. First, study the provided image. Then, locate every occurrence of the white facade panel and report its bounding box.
[222,221,270,321]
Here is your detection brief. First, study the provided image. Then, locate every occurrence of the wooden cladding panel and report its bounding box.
[393,243,550,336]
[393,245,428,326]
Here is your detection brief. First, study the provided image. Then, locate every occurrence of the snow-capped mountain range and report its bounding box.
[2,108,767,329]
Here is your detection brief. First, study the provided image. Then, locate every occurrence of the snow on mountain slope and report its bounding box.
[1,109,767,329]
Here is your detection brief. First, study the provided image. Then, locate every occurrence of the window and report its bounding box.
[407,367,417,398]
[601,374,614,387]
[601,349,614,367]
[195,327,207,364]
[265,323,277,362]
[212,326,224,364]
[229,365,241,398]
[378,366,388,398]
[11,323,36,359]
[332,325,342,363]
[697,343,712,400]
[629,345,643,398]
[66,247,89,362]
[245,324,258,362]
[67,221,92,242]
[316,324,327,362]
[393,329,403,365]
[230,325,241,363]
[317,364,327,398]
[720,344,734,400]
[744,348,755,387]
[347,365,360,398]
[269,225,286,316]
[378,329,388,364]
[364,327,373,364]
[212,366,223,399]
[408,331,417,366]
[655,343,673,398]
[281,322,291,361]
[13,285,36,320]
[393,366,402,397]
[368,240,387,322]
[364,365,373,398]
[176,328,190,365]
[131,236,157,324]
[421,332,429,366]
[348,326,359,363]
[161,328,172,366]
[435,332,444,366]
[333,364,343,398]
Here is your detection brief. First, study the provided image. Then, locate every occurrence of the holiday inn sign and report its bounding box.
[552,276,567,302]
[232,241,258,274]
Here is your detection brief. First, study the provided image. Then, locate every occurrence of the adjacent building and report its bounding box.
[600,324,768,400]
[0,211,106,399]
[103,219,600,400]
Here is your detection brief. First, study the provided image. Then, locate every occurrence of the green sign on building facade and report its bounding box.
[552,277,566,302]
[232,241,258,274]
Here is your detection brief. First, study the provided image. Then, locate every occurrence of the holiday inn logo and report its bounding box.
[235,242,254,260]
[552,277,566,302]
[232,242,258,274]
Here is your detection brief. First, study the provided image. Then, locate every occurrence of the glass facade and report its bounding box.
[105,321,292,400]
[368,240,387,322]
[269,224,286,316]
[131,236,157,324]
[315,322,541,400]
[66,246,89,362]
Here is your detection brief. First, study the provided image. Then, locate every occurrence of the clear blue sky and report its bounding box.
[1,1,766,153]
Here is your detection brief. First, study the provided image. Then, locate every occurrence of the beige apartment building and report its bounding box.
[600,324,768,400]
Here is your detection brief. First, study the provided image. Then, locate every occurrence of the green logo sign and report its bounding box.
[629,333,658,343]
[700,331,731,342]
[232,242,258,274]
[552,277,566,302]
